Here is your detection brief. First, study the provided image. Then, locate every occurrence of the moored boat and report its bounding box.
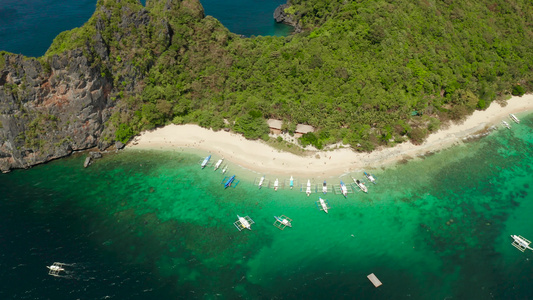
[306,180,312,196]
[364,172,376,184]
[274,216,292,227]
[274,178,279,191]
[340,181,348,197]
[502,120,511,129]
[510,113,520,124]
[322,180,327,194]
[238,215,251,230]
[319,197,329,213]
[221,165,228,174]
[201,155,211,168]
[234,215,254,231]
[224,175,236,188]
[353,177,368,193]
[258,175,265,189]
[289,176,294,189]
[214,158,224,170]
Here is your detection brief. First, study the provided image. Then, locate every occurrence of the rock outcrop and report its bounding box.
[273,3,301,33]
[0,0,212,172]
[0,50,114,172]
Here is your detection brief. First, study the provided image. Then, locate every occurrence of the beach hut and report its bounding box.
[294,124,315,138]
[267,119,283,134]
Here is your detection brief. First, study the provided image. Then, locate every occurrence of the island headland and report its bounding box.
[1,0,533,173]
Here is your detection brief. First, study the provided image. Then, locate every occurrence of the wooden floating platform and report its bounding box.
[367,273,382,287]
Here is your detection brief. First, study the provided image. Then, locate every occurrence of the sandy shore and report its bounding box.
[127,94,533,177]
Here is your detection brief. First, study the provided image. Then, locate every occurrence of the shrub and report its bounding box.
[511,85,526,96]
[115,123,134,143]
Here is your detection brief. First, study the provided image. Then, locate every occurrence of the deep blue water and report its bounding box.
[0,0,290,57]
[201,0,291,37]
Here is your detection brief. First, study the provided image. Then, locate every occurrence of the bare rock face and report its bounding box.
[273,3,301,33]
[0,50,114,172]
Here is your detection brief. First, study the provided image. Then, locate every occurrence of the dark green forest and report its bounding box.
[46,0,533,151]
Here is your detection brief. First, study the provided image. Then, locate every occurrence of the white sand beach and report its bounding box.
[127,94,533,177]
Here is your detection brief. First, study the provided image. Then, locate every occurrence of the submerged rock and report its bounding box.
[84,156,92,168]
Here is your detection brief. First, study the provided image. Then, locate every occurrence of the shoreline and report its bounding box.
[127,94,533,177]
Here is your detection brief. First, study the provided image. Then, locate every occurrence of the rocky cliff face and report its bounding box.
[0,0,184,172]
[0,50,114,172]
[273,3,301,33]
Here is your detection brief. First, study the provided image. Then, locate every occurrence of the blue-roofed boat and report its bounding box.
[201,155,211,168]
[289,176,294,189]
[340,181,348,197]
[224,175,236,188]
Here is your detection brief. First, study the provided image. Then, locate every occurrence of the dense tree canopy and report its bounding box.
[44,0,533,150]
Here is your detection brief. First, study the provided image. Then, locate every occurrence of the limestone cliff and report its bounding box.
[0,0,199,172]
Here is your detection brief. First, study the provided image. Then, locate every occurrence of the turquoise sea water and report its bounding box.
[1,112,532,299]
[0,0,289,57]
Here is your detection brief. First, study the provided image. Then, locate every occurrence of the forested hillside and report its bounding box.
[130,0,533,151]
[2,0,533,167]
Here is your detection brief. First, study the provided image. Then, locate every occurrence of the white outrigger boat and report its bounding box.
[364,172,376,184]
[258,175,265,189]
[221,165,228,174]
[340,181,348,197]
[234,215,254,231]
[510,113,520,124]
[502,120,511,129]
[322,180,327,194]
[201,155,211,169]
[511,235,533,252]
[274,178,279,191]
[316,197,330,213]
[273,215,292,230]
[47,262,67,277]
[214,158,224,171]
[353,177,368,193]
[306,180,312,196]
[289,176,294,189]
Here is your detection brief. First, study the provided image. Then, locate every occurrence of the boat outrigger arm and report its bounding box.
[273,215,293,230]
[511,235,533,252]
[234,215,254,231]
[47,262,69,276]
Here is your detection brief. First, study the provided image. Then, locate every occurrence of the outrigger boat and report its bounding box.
[201,155,211,169]
[353,177,368,193]
[510,113,520,124]
[502,120,511,129]
[306,180,312,196]
[316,197,330,214]
[234,215,254,231]
[224,175,236,189]
[47,262,67,277]
[322,180,327,194]
[221,165,228,174]
[340,181,348,197]
[511,235,533,252]
[364,172,376,184]
[273,215,292,230]
[214,158,224,171]
[274,178,279,191]
[258,175,265,189]
[289,176,294,189]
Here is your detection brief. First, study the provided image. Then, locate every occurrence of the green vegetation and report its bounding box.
[11,0,533,150]
[0,51,7,69]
